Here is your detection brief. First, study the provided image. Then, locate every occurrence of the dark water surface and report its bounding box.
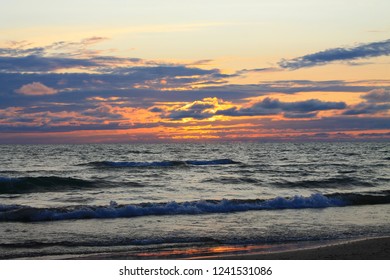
[0,142,389,259]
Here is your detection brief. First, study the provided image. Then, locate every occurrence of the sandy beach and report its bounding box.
[205,237,390,260]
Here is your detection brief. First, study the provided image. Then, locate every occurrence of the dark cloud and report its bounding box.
[0,54,153,73]
[263,116,390,131]
[82,106,124,119]
[149,107,164,113]
[187,59,213,65]
[0,38,227,79]
[283,112,318,119]
[0,122,127,133]
[358,132,390,138]
[0,62,229,95]
[279,39,390,69]
[1,38,389,142]
[0,38,166,73]
[0,55,100,72]
[202,80,378,95]
[343,88,390,115]
[106,65,230,83]
[216,98,346,117]
[0,105,161,133]
[278,99,346,111]
[1,37,108,57]
[343,103,390,115]
[167,98,218,120]
[361,89,390,103]
[0,47,45,57]
[168,110,213,120]
[1,71,387,121]
[166,97,346,120]
[234,67,278,75]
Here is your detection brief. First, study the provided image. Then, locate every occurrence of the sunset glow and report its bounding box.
[1,0,389,143]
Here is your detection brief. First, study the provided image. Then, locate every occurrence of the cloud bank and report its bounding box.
[216,98,346,118]
[0,38,389,142]
[279,39,390,69]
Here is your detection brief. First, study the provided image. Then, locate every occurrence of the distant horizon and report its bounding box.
[1,138,389,145]
[1,0,389,143]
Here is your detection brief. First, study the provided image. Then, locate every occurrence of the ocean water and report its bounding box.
[0,142,389,259]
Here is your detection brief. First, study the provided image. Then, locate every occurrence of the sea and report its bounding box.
[0,142,389,259]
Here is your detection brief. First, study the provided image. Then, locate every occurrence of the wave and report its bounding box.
[202,177,260,184]
[1,191,389,222]
[127,150,159,154]
[88,159,240,168]
[0,236,219,249]
[0,176,147,194]
[274,177,375,189]
[0,176,96,194]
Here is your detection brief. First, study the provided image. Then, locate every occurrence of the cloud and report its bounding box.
[343,88,390,115]
[283,112,318,119]
[168,109,214,120]
[361,88,390,103]
[0,102,161,133]
[1,37,389,142]
[201,80,378,96]
[0,38,147,73]
[165,97,346,120]
[358,131,390,138]
[1,72,387,117]
[0,55,100,72]
[82,105,124,119]
[149,107,164,113]
[217,98,346,117]
[0,53,229,91]
[234,67,280,75]
[187,59,213,66]
[1,37,108,58]
[80,36,108,46]
[279,39,390,69]
[0,55,148,73]
[0,47,45,57]
[15,82,58,96]
[343,103,390,115]
[167,97,223,120]
[108,65,229,78]
[262,116,390,131]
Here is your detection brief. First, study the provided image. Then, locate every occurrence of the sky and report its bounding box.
[0,0,389,143]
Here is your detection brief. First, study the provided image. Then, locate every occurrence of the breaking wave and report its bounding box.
[1,191,389,222]
[87,159,240,168]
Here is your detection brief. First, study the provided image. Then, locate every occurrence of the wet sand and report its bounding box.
[64,237,390,260]
[206,237,390,260]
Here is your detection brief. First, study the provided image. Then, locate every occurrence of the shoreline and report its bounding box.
[50,236,390,260]
[197,237,390,260]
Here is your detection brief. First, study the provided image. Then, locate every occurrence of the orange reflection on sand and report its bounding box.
[135,244,272,258]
